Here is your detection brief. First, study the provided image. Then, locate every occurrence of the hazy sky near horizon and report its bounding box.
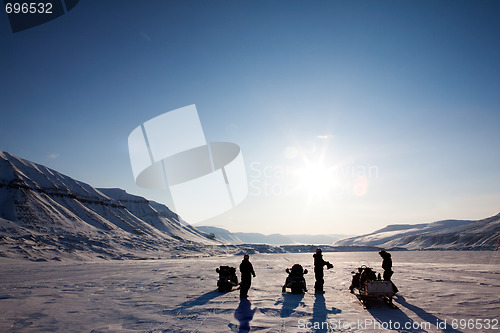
[1,1,499,235]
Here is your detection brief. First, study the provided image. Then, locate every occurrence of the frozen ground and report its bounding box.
[0,251,499,332]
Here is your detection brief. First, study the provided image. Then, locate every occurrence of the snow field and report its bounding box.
[0,251,498,332]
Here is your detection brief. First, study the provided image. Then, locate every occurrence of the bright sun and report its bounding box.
[295,162,336,200]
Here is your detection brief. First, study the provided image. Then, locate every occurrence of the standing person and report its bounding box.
[313,248,333,293]
[239,254,256,298]
[379,250,398,293]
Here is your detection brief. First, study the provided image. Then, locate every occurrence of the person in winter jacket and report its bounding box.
[239,254,256,298]
[379,250,398,293]
[313,248,333,293]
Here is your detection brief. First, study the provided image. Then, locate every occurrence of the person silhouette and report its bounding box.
[313,248,333,293]
[239,254,256,298]
[379,250,398,293]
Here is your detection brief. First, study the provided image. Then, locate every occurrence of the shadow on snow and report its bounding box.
[310,293,341,333]
[171,289,227,312]
[365,298,426,333]
[277,293,305,318]
[393,295,463,333]
[232,298,256,333]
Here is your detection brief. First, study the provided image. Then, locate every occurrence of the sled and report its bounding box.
[350,265,397,309]
[359,280,397,308]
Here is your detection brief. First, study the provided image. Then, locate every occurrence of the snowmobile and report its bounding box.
[349,265,397,309]
[216,266,239,292]
[282,264,308,294]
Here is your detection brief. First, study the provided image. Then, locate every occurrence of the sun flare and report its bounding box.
[295,161,337,200]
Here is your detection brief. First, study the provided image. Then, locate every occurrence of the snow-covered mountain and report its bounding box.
[195,226,245,244]
[0,151,226,261]
[196,225,348,245]
[334,214,500,250]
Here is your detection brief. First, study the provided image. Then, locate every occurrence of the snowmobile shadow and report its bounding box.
[172,289,226,311]
[394,295,463,333]
[275,293,305,318]
[310,294,341,333]
[365,298,429,333]
[232,298,256,333]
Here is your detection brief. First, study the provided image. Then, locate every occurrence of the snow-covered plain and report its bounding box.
[0,251,499,332]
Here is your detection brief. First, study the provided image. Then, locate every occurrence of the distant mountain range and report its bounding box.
[0,151,229,261]
[195,226,348,245]
[334,214,500,250]
[1,151,498,261]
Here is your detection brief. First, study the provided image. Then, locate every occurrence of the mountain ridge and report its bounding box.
[1,151,497,260]
[334,213,500,250]
[0,151,227,261]
[195,225,350,245]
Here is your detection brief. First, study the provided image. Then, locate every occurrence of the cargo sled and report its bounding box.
[349,265,397,308]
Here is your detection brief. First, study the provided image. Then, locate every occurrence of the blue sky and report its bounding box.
[1,0,499,234]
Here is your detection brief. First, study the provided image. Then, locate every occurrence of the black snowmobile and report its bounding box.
[282,264,308,294]
[349,265,397,308]
[216,266,239,292]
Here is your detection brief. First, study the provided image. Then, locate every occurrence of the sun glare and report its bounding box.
[296,162,336,200]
